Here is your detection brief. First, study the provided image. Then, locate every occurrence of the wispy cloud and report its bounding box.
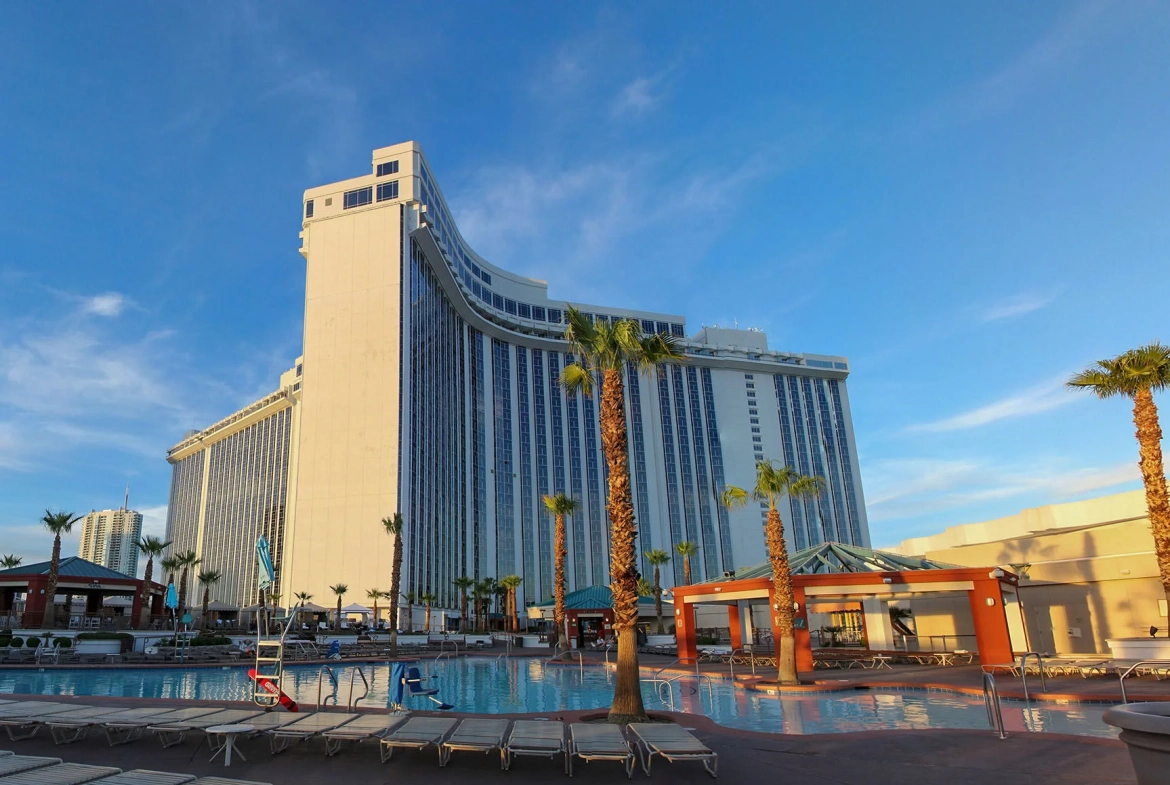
[82,292,127,317]
[980,292,1056,323]
[611,67,675,118]
[908,377,1075,433]
[866,457,1140,526]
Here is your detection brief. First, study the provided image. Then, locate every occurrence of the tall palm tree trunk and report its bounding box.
[765,507,799,685]
[43,534,62,629]
[1134,389,1170,621]
[138,557,154,629]
[653,564,664,634]
[202,587,211,630]
[554,514,568,653]
[389,534,403,655]
[599,367,647,722]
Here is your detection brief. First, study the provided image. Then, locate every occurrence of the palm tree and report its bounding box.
[160,556,180,587]
[543,494,581,653]
[472,579,494,631]
[675,541,700,585]
[722,460,824,685]
[561,306,683,723]
[481,577,501,630]
[402,591,417,634]
[40,510,81,628]
[420,592,437,633]
[1,555,20,630]
[644,549,671,634]
[1069,342,1170,621]
[636,577,654,597]
[500,575,523,632]
[293,591,314,629]
[330,583,348,632]
[453,576,475,632]
[366,588,383,630]
[382,513,404,655]
[175,550,201,620]
[135,536,170,629]
[197,569,222,629]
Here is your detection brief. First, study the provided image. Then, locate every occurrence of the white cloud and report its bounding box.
[866,457,1140,525]
[139,505,169,541]
[980,292,1056,322]
[82,292,127,317]
[907,377,1075,433]
[612,74,666,117]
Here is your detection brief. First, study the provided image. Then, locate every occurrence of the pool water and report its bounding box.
[0,659,1116,738]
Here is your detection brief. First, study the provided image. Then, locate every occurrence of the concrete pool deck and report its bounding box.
[0,695,1135,785]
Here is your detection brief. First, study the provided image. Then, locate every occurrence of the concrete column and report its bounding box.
[969,580,1014,664]
[862,598,895,651]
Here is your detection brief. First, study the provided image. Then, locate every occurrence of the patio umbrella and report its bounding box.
[390,662,406,708]
[256,537,275,591]
[165,583,178,610]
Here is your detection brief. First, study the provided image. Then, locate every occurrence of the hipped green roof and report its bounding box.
[698,542,957,583]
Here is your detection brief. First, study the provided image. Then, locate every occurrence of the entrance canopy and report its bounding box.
[672,542,1024,670]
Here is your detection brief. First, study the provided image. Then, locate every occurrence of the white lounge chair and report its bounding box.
[379,717,458,764]
[439,719,510,768]
[40,707,131,745]
[321,713,408,756]
[148,710,264,749]
[0,762,121,785]
[2,706,109,742]
[627,723,718,777]
[503,720,566,772]
[568,724,634,778]
[97,708,192,746]
[267,712,358,753]
[0,756,64,778]
[187,778,272,785]
[88,770,194,785]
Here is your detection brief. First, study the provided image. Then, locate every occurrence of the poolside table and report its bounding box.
[205,725,253,767]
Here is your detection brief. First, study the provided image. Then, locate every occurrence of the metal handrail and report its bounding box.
[1118,660,1170,703]
[651,672,715,711]
[495,636,513,662]
[1018,652,1047,701]
[347,667,369,710]
[316,665,338,710]
[728,647,757,679]
[544,649,585,677]
[652,656,700,679]
[434,650,454,663]
[437,639,460,655]
[603,643,616,665]
[982,672,1007,739]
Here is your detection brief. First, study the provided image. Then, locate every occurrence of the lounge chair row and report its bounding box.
[0,752,269,785]
[380,717,717,778]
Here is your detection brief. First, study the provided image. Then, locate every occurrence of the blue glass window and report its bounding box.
[505,299,518,315]
[518,303,531,319]
[480,270,492,286]
[641,319,655,333]
[377,181,399,202]
[305,200,314,219]
[472,281,482,298]
[493,293,504,310]
[532,306,546,322]
[376,160,399,177]
[343,187,372,209]
[671,323,685,337]
[547,308,563,324]
[656,321,669,335]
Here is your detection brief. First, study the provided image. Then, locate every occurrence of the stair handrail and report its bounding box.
[347,667,370,710]
[982,672,1007,739]
[1018,652,1047,701]
[1118,659,1170,703]
[544,649,585,677]
[316,664,339,710]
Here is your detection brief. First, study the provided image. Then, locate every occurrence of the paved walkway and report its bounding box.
[3,706,1135,785]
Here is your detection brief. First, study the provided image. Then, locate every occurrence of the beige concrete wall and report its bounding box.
[284,191,402,602]
[908,506,1162,655]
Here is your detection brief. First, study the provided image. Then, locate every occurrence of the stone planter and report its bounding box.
[646,634,676,647]
[74,640,121,655]
[1107,638,1170,660]
[1103,702,1170,784]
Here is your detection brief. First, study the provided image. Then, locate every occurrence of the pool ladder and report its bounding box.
[253,640,284,708]
[982,672,1008,740]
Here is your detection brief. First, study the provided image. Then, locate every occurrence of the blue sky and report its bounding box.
[2,2,1168,564]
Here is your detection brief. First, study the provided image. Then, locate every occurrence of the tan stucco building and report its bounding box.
[888,489,1162,655]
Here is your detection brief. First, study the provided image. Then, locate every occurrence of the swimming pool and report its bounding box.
[0,659,1116,738]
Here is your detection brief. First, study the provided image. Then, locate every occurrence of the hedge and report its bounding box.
[8,637,23,647]
[52,638,73,649]
[26,638,40,648]
[76,632,134,642]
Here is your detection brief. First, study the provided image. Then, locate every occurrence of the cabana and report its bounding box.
[528,586,670,648]
[0,556,165,629]
[671,542,1026,670]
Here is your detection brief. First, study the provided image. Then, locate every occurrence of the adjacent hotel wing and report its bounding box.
[165,141,869,610]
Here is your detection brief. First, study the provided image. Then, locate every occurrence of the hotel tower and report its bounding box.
[165,142,870,611]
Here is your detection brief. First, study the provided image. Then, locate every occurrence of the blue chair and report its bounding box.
[404,666,454,710]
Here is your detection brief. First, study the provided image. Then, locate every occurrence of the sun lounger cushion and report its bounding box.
[0,762,121,785]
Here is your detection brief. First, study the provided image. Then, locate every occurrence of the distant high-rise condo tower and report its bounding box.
[77,496,144,578]
[165,141,869,612]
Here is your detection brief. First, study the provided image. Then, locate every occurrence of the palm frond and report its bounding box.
[720,485,750,510]
[560,362,594,396]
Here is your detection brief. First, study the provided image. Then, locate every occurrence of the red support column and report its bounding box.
[728,604,742,650]
[131,582,144,629]
[23,578,48,628]
[968,579,1013,665]
[676,601,698,664]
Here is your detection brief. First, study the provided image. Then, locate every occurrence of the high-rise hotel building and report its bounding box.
[78,506,144,578]
[165,141,869,610]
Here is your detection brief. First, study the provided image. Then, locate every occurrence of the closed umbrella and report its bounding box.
[256,537,275,591]
[165,583,178,609]
[390,662,406,708]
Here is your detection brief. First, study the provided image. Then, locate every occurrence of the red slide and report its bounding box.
[248,668,299,712]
